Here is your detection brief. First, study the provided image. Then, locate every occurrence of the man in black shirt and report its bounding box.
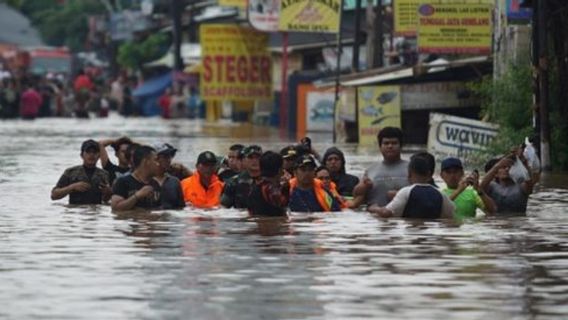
[220,145,262,209]
[51,139,111,205]
[218,144,244,182]
[99,136,133,184]
[111,145,161,211]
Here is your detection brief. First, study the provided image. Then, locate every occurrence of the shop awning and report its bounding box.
[145,43,201,67]
[133,72,172,97]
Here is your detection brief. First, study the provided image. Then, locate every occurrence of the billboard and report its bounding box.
[278,0,341,33]
[417,3,492,54]
[219,0,247,8]
[248,0,280,31]
[428,112,499,158]
[401,81,478,110]
[357,86,401,145]
[306,91,335,132]
[200,24,272,101]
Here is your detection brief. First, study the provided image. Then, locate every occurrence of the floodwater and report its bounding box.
[1,115,567,320]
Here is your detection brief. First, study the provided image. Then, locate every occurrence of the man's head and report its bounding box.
[411,151,435,175]
[242,145,263,177]
[408,155,431,184]
[153,142,177,172]
[316,166,331,189]
[132,145,159,176]
[440,157,464,189]
[228,144,244,171]
[260,151,283,178]
[112,136,133,166]
[280,145,298,172]
[294,154,317,188]
[80,139,100,168]
[377,127,403,162]
[323,147,346,175]
[196,151,218,180]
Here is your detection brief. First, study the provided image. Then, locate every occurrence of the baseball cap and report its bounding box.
[241,145,263,158]
[152,142,177,157]
[81,139,100,153]
[295,154,317,169]
[280,145,298,159]
[197,151,218,165]
[441,157,463,171]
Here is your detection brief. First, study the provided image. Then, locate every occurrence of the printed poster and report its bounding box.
[358,86,401,146]
[306,91,335,132]
[200,24,272,101]
[248,0,280,31]
[278,0,341,33]
[417,3,492,54]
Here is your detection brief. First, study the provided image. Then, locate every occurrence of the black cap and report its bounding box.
[197,151,218,165]
[280,145,298,159]
[241,145,263,158]
[441,157,463,171]
[81,139,100,153]
[295,154,317,169]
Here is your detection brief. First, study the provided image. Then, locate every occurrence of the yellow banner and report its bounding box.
[417,3,492,54]
[219,0,247,8]
[394,0,494,36]
[278,0,341,33]
[358,86,401,146]
[200,24,272,101]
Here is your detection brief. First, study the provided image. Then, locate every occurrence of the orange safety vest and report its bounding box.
[181,172,224,208]
[289,178,341,212]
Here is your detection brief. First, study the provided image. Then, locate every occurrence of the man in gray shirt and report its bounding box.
[354,127,410,208]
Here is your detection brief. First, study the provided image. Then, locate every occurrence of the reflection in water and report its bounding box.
[0,117,567,319]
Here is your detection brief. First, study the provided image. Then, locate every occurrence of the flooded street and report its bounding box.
[1,116,567,319]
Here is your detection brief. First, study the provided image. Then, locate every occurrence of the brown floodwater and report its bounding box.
[0,115,567,319]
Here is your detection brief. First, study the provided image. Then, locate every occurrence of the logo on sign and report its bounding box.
[436,120,498,151]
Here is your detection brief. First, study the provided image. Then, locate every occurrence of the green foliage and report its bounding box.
[468,64,533,156]
[117,33,169,70]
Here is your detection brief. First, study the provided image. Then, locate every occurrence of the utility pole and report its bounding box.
[171,0,183,71]
[367,0,384,69]
[537,0,551,170]
[352,0,362,72]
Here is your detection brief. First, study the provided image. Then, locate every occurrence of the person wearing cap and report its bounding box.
[218,144,244,182]
[369,154,455,219]
[440,157,496,220]
[51,139,111,205]
[354,127,410,207]
[289,155,342,213]
[280,145,298,176]
[181,151,224,208]
[220,145,263,209]
[111,145,161,211]
[248,151,290,216]
[322,147,359,197]
[99,136,133,184]
[152,143,185,209]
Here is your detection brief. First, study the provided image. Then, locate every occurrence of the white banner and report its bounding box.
[306,91,335,132]
[428,113,499,158]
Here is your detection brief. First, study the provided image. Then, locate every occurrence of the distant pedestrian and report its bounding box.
[20,83,42,120]
[181,151,224,209]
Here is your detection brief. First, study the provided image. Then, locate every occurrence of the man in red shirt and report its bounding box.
[20,84,42,120]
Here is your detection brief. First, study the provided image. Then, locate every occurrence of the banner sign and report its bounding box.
[428,112,499,158]
[358,86,401,145]
[220,0,247,8]
[394,0,493,36]
[248,0,280,31]
[417,3,492,54]
[200,24,272,101]
[401,82,478,110]
[507,0,532,21]
[278,0,341,33]
[306,91,335,132]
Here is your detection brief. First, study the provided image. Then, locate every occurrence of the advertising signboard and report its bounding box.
[200,24,272,101]
[417,3,492,54]
[427,112,499,158]
[357,86,401,145]
[248,0,280,31]
[278,0,341,33]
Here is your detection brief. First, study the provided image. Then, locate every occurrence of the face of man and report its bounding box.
[441,167,464,189]
[295,165,316,187]
[116,143,130,166]
[244,154,261,177]
[227,150,242,171]
[325,154,342,174]
[81,149,100,168]
[316,169,331,189]
[283,157,296,171]
[143,152,159,176]
[157,153,173,173]
[497,165,512,181]
[197,163,216,179]
[379,137,401,162]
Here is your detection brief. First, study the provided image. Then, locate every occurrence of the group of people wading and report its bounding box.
[51,127,539,219]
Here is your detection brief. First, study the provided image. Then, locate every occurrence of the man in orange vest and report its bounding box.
[289,155,342,213]
[181,151,224,208]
